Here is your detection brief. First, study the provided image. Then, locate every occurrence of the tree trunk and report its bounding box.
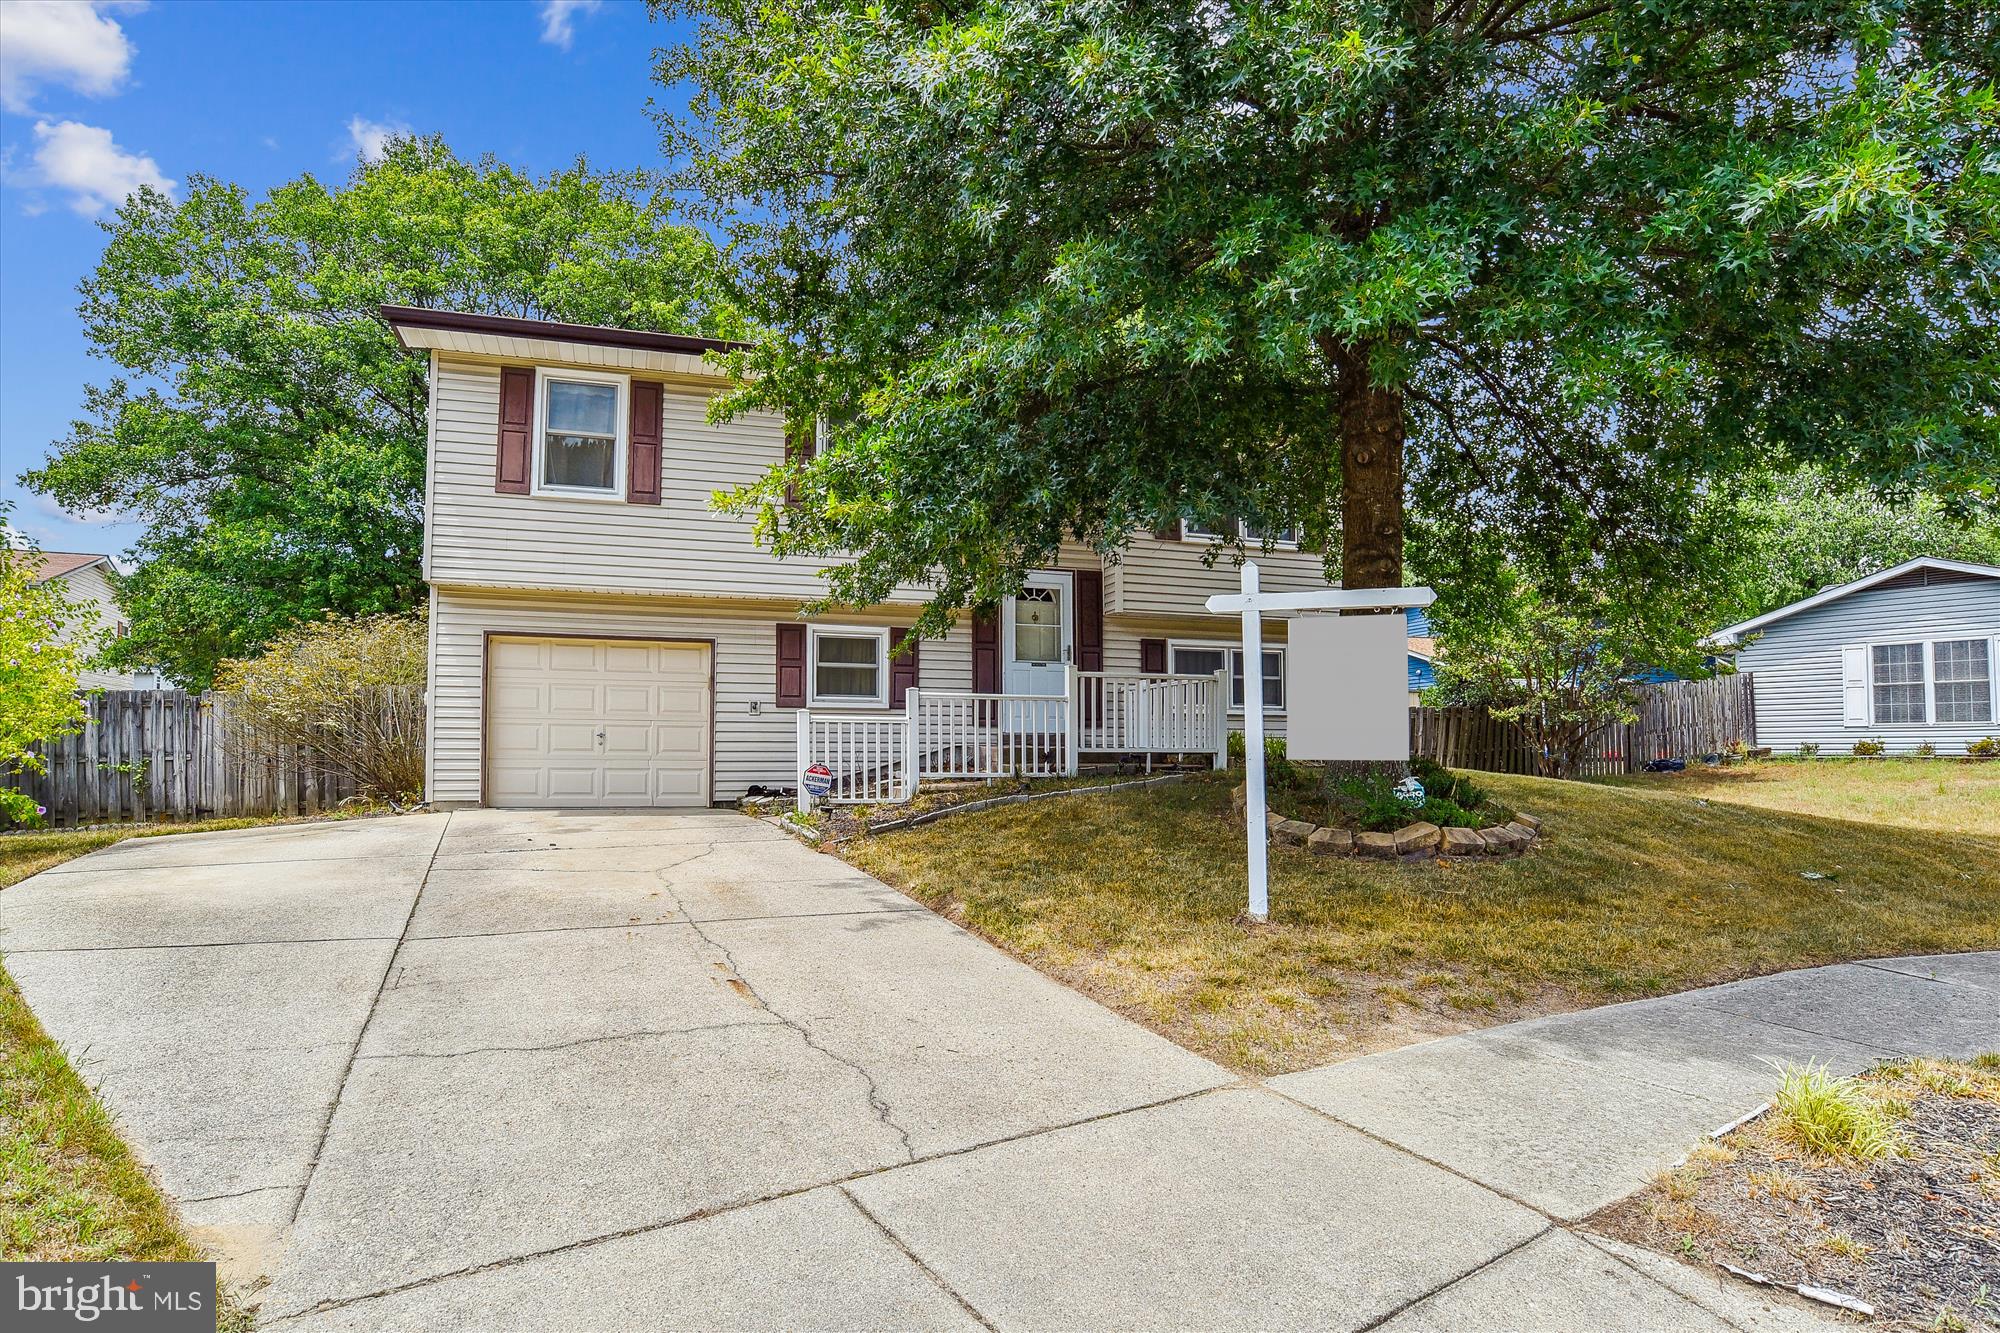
[1329,338,1405,590]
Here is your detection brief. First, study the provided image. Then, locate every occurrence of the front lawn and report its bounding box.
[840,772,2000,1075]
[1595,758,2000,838]
[2,816,317,1328]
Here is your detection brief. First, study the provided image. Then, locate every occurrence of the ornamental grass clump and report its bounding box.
[1770,1062,1902,1161]
[213,612,426,803]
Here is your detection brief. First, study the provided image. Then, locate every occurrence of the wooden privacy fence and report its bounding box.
[5,688,426,829]
[1411,674,1757,778]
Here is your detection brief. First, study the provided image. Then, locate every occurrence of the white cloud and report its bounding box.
[0,1,142,114]
[538,0,602,50]
[29,491,126,528]
[345,114,411,164]
[28,118,172,216]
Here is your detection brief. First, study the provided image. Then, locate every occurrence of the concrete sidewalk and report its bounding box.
[4,811,1989,1330]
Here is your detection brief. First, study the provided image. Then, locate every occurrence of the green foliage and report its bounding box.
[25,137,739,688]
[1968,737,1999,759]
[660,0,1999,636]
[212,612,427,802]
[1228,730,1290,773]
[1430,561,1719,778]
[1771,1061,1902,1161]
[1268,758,1501,832]
[1798,743,1822,758]
[1714,470,2000,625]
[0,515,93,828]
[1852,738,1887,757]
[1913,741,1938,758]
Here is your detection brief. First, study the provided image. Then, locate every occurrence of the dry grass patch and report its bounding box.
[1596,1057,2000,1332]
[840,771,2000,1075]
[1595,759,2000,837]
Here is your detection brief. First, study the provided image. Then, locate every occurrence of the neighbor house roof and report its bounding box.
[380,306,747,359]
[24,551,108,583]
[1709,556,2000,646]
[1407,636,1437,662]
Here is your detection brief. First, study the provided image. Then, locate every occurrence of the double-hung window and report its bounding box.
[1168,641,1286,712]
[535,369,626,496]
[1870,643,1926,725]
[808,626,889,707]
[1934,639,1994,724]
[1867,638,1995,726]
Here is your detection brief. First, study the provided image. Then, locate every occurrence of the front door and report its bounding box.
[1001,571,1073,697]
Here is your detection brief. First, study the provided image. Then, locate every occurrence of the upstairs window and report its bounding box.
[1181,517,1299,549]
[536,370,625,496]
[1935,639,1994,724]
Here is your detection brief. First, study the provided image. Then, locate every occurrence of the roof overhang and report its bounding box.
[379,306,748,381]
[1708,556,2000,646]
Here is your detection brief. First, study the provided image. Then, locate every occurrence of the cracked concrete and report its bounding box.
[5,810,1988,1329]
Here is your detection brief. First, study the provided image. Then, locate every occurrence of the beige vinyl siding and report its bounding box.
[428,358,862,601]
[429,587,973,803]
[425,351,1342,620]
[52,564,158,689]
[1107,537,1336,616]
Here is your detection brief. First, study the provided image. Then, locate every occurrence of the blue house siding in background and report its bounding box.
[1406,607,1436,695]
[1716,560,2000,755]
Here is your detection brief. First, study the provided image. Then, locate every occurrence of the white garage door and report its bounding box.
[486,637,711,807]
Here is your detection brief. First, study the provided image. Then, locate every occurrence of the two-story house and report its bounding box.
[385,306,1346,808]
[25,551,162,690]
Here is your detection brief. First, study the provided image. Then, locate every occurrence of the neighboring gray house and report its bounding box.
[26,551,162,690]
[1710,557,2000,755]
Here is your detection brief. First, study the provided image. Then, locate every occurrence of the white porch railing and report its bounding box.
[797,666,1228,811]
[1076,670,1230,754]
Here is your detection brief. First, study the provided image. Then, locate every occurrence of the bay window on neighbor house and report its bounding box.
[808,626,889,707]
[535,369,626,496]
[1168,641,1285,712]
[1869,638,1994,726]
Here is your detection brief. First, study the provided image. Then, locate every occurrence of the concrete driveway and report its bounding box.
[4,810,1991,1331]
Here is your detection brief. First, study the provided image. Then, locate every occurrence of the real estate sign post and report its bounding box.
[1206,570,1436,925]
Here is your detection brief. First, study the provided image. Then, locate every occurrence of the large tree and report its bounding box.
[25,137,740,686]
[660,0,1996,632]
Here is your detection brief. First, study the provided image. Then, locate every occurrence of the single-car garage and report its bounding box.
[484,635,712,807]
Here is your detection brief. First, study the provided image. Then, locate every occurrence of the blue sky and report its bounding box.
[1,0,693,557]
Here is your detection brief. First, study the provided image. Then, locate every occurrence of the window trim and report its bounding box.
[530,365,629,500]
[806,624,891,708]
[1179,517,1299,551]
[1863,634,1999,728]
[1167,638,1286,715]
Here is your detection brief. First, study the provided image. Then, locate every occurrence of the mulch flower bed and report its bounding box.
[1594,1058,2000,1331]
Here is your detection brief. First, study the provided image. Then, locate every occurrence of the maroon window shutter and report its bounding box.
[775,623,807,707]
[496,366,533,494]
[889,628,920,708]
[972,609,1000,693]
[628,380,663,504]
[1140,638,1167,674]
[1074,570,1104,673]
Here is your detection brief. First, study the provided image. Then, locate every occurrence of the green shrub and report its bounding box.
[214,612,426,802]
[1912,741,1937,758]
[0,524,94,828]
[1968,737,1999,759]
[1851,738,1886,757]
[1796,742,1820,758]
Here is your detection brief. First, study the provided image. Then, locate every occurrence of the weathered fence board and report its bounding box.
[6,688,426,828]
[1412,675,1757,778]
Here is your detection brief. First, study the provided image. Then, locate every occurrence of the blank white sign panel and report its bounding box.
[1285,614,1410,762]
